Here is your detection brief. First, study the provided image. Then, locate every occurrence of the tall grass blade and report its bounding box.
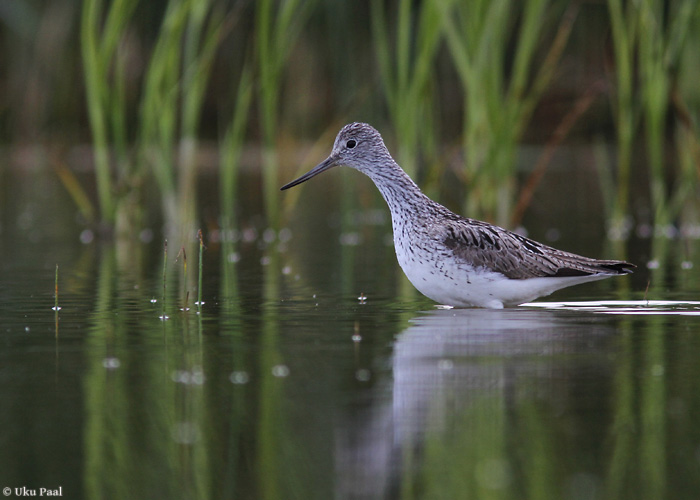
[138,0,190,226]
[371,0,442,180]
[80,0,138,225]
[437,0,572,225]
[638,0,700,227]
[606,0,638,226]
[220,63,253,228]
[178,0,224,237]
[256,0,315,228]
[197,229,204,312]
[161,239,169,321]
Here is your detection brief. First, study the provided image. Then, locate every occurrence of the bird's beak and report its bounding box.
[280,156,338,190]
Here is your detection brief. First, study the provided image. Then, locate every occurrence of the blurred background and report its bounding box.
[1,0,698,243]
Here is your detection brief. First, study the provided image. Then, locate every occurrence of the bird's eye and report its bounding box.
[346,139,356,149]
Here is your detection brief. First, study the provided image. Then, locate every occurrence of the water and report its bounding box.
[2,169,700,499]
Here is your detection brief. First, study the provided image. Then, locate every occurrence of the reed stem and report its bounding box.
[371,0,442,180]
[54,264,59,312]
[197,229,204,312]
[161,239,168,320]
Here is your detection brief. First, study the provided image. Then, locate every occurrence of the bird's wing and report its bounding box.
[431,218,634,279]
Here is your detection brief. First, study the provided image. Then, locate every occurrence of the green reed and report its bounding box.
[177,0,224,236]
[54,264,60,337]
[606,0,637,227]
[256,0,315,228]
[137,0,184,224]
[436,0,574,226]
[197,230,204,312]
[81,0,224,237]
[638,0,699,227]
[161,239,168,320]
[370,0,442,180]
[607,0,700,230]
[220,64,254,227]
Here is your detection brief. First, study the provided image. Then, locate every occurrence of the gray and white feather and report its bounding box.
[281,122,634,308]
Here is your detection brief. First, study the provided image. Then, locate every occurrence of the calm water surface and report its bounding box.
[2,169,700,499]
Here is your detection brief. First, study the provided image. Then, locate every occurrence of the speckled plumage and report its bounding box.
[281,122,634,308]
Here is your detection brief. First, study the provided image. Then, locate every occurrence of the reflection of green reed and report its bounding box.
[606,315,667,499]
[436,0,575,226]
[417,396,510,498]
[83,247,212,498]
[258,251,285,499]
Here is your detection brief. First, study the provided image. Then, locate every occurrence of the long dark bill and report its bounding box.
[280,156,338,190]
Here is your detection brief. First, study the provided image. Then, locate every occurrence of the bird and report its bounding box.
[281,122,634,308]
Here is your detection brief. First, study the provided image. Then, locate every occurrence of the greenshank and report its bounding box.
[281,123,634,308]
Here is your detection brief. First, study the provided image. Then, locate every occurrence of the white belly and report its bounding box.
[393,232,610,309]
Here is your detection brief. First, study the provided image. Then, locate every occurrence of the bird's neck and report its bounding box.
[365,161,430,218]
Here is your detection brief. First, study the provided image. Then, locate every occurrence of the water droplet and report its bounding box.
[263,228,276,243]
[438,359,454,370]
[52,306,61,311]
[227,252,240,263]
[352,334,362,343]
[278,227,292,242]
[172,422,200,444]
[636,223,653,239]
[681,261,693,270]
[159,315,170,321]
[282,265,292,275]
[242,227,257,243]
[150,298,158,303]
[171,368,205,385]
[139,228,154,243]
[102,357,121,369]
[647,260,660,269]
[271,365,289,378]
[545,228,560,242]
[339,232,361,246]
[656,224,678,239]
[357,293,367,304]
[355,369,371,382]
[79,229,94,244]
[229,371,250,384]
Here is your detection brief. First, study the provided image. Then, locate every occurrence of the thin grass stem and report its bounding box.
[197,229,204,313]
[161,240,168,321]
